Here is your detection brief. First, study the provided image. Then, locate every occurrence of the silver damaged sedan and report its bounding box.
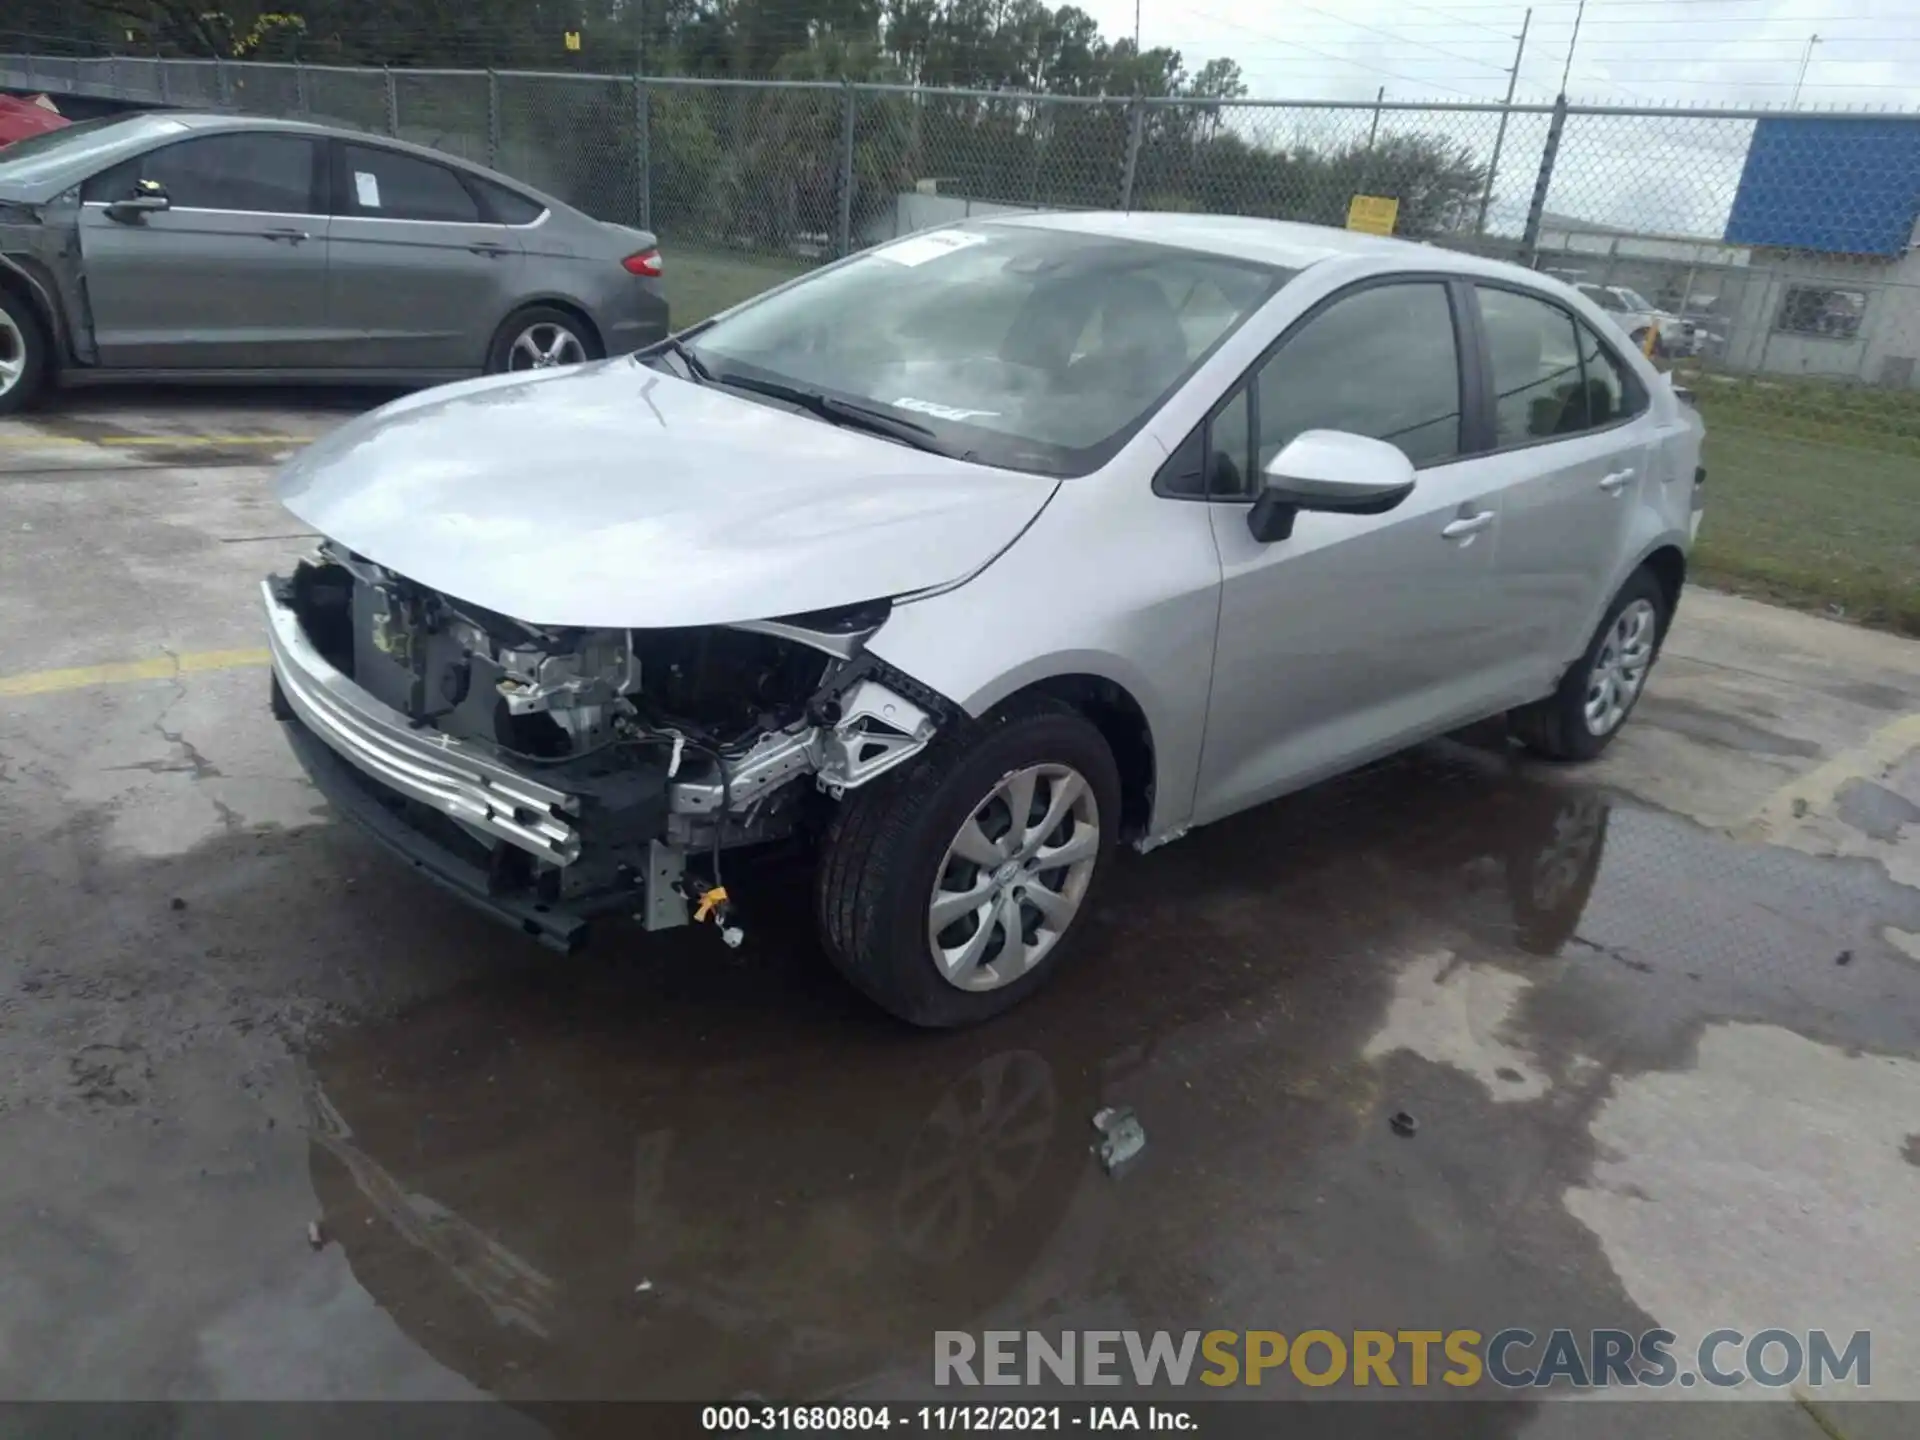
[0,111,668,411]
[263,213,1706,1026]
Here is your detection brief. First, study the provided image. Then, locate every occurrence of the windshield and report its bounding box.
[1615,288,1656,313]
[1579,284,1624,311]
[0,113,185,188]
[679,224,1289,477]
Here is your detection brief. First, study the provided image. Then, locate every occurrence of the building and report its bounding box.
[1533,117,1920,386]
[1720,116,1920,387]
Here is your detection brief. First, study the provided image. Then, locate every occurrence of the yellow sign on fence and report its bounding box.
[1346,194,1400,236]
[564,30,582,51]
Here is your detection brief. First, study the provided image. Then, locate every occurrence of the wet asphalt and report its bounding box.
[1,394,1918,1434]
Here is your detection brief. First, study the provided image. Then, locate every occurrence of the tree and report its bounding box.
[20,0,1492,246]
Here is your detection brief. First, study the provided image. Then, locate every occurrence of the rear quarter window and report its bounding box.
[468,175,545,225]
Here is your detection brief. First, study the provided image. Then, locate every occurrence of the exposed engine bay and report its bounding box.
[269,542,944,946]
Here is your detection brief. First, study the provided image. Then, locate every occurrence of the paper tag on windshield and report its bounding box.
[873,230,987,267]
[354,170,381,208]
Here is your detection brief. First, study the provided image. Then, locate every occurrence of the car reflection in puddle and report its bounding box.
[297,734,1919,1409]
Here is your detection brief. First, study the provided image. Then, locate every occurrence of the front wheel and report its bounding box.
[816,700,1121,1027]
[0,289,50,415]
[1510,568,1667,762]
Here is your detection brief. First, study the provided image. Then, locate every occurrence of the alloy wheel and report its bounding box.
[1583,598,1657,736]
[0,309,25,398]
[927,764,1100,992]
[507,322,586,371]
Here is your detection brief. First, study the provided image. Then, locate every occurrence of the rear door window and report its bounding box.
[1477,284,1647,442]
[1478,286,1585,443]
[338,143,482,223]
[1572,320,1640,427]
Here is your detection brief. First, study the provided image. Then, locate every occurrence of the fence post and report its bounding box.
[158,59,171,105]
[633,76,652,233]
[1475,98,1514,236]
[216,56,232,109]
[383,65,398,137]
[487,70,501,170]
[294,60,308,116]
[1119,95,1144,211]
[1520,93,1567,267]
[836,82,857,259]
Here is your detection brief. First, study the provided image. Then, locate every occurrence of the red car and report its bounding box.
[0,93,69,147]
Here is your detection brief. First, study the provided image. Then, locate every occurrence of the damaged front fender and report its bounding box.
[1,190,93,367]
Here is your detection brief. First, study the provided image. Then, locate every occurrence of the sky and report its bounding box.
[1079,0,1920,237]
[1081,0,1920,109]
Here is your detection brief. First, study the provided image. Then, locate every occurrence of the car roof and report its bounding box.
[983,209,1550,284]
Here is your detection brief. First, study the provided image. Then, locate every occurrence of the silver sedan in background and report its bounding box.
[0,110,669,412]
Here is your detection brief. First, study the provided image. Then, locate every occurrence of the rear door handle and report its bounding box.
[469,242,511,258]
[1441,510,1495,540]
[261,227,310,244]
[1599,468,1635,494]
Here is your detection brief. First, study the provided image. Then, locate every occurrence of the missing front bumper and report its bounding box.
[263,578,582,864]
[267,577,681,947]
[281,704,597,951]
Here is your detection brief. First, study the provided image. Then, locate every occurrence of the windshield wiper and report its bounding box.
[651,334,715,384]
[707,371,965,459]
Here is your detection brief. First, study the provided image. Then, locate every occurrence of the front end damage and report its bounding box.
[265,543,943,949]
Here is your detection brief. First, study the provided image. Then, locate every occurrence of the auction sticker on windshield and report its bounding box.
[874,230,989,267]
[893,397,1000,421]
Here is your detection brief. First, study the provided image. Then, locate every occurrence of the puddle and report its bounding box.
[7,737,1920,1404]
[279,747,1920,1403]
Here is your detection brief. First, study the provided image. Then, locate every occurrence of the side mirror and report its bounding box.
[1247,430,1417,543]
[106,184,170,224]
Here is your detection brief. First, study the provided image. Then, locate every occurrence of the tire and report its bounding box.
[0,288,50,416]
[817,698,1121,1028]
[1510,567,1668,762]
[484,305,601,375]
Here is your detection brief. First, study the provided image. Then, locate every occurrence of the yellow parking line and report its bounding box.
[0,647,269,699]
[1732,710,1920,843]
[0,434,309,447]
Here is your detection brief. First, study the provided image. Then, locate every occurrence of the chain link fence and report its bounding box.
[10,55,1914,376]
[3,51,1917,626]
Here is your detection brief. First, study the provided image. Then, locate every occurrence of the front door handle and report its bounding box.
[1442,510,1495,540]
[1599,468,1635,494]
[469,242,511,258]
[261,227,310,244]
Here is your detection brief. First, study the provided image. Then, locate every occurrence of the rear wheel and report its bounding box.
[0,289,49,415]
[817,699,1120,1028]
[1510,568,1667,761]
[485,305,601,375]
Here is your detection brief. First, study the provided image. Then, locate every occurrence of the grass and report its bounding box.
[658,246,813,326]
[1686,374,1920,636]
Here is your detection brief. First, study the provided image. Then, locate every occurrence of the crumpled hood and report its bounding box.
[276,357,1058,628]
